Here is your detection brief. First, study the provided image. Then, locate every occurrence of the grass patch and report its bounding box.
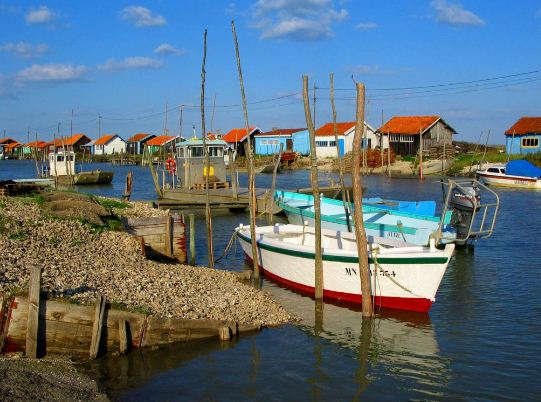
[94,197,131,210]
[9,231,28,240]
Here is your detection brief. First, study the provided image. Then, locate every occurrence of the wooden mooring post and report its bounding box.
[89,295,106,359]
[302,75,323,300]
[352,83,373,318]
[25,266,42,358]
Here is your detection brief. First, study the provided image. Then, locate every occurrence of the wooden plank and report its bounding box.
[118,320,128,354]
[25,266,41,358]
[89,295,106,359]
[165,214,173,257]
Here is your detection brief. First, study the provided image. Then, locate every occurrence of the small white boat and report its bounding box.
[48,150,113,185]
[476,160,541,189]
[236,224,455,313]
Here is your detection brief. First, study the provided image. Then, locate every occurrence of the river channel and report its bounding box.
[1,160,540,401]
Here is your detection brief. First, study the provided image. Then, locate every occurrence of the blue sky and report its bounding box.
[0,0,540,144]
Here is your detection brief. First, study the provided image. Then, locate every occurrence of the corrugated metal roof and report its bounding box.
[377,116,444,135]
[505,117,541,135]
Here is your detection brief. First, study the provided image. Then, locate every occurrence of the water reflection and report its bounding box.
[262,280,450,398]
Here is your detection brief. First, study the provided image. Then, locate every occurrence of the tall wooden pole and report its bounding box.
[418,128,423,178]
[330,73,351,232]
[303,75,323,300]
[352,83,373,317]
[201,29,214,268]
[231,20,259,278]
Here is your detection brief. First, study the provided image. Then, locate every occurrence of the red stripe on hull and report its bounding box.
[245,255,432,313]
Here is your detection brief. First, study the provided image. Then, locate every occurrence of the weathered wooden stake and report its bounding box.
[419,126,424,179]
[122,170,133,200]
[330,73,351,232]
[25,266,42,358]
[189,214,196,265]
[267,143,283,224]
[201,28,214,268]
[146,145,163,198]
[351,83,373,318]
[387,132,391,177]
[302,75,323,300]
[118,320,128,354]
[165,213,173,257]
[232,20,259,278]
[89,295,106,359]
[229,151,238,200]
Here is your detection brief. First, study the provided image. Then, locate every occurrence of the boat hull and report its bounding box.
[237,225,454,313]
[56,171,114,185]
[476,172,541,189]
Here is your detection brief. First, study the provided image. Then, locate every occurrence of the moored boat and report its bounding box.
[476,160,541,189]
[275,190,456,246]
[48,150,113,185]
[236,224,455,313]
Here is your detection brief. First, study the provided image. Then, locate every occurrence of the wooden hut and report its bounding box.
[377,116,456,156]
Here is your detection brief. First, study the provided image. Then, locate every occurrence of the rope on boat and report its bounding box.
[215,228,240,263]
[372,247,425,300]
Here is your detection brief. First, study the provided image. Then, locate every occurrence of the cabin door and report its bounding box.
[286,139,293,151]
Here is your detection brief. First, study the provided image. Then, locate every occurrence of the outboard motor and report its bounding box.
[449,182,481,246]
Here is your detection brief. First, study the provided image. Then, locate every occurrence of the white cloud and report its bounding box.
[25,5,56,24]
[154,43,184,56]
[17,63,87,83]
[356,22,378,30]
[431,0,485,26]
[120,6,166,27]
[98,57,164,72]
[0,42,49,58]
[251,0,348,41]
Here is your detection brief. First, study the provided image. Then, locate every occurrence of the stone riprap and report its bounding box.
[0,194,295,326]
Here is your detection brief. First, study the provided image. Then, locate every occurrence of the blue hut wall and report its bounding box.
[254,136,291,155]
[292,130,310,155]
[506,135,541,155]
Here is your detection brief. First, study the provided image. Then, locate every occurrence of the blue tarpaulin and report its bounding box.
[506,160,541,178]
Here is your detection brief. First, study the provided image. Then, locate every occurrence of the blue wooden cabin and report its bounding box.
[505,117,541,155]
[254,128,306,155]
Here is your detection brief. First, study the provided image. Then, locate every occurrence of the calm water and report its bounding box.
[1,160,540,401]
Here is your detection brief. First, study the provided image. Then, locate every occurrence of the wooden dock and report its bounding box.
[156,185,351,212]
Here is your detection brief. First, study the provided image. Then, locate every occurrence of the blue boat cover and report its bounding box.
[506,160,541,178]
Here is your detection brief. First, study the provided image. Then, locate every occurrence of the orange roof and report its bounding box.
[4,141,22,150]
[505,117,541,135]
[127,133,152,142]
[222,127,256,143]
[146,135,177,146]
[315,122,356,137]
[47,134,90,147]
[0,137,16,144]
[377,116,442,135]
[25,141,48,148]
[94,134,116,146]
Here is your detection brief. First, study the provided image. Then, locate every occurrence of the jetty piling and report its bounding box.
[351,82,373,317]
[25,266,42,358]
[303,75,323,300]
[89,295,106,359]
[232,19,259,278]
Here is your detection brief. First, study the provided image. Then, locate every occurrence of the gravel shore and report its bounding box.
[0,192,295,326]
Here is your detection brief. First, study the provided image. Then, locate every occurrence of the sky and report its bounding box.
[0,0,540,145]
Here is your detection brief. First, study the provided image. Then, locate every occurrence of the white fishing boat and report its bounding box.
[476,160,541,189]
[48,150,113,185]
[236,224,455,313]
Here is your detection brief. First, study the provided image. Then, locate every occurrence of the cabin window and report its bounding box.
[177,148,185,157]
[328,140,336,147]
[208,146,223,157]
[191,146,204,157]
[56,155,64,162]
[521,137,539,148]
[487,168,500,173]
[316,140,328,147]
